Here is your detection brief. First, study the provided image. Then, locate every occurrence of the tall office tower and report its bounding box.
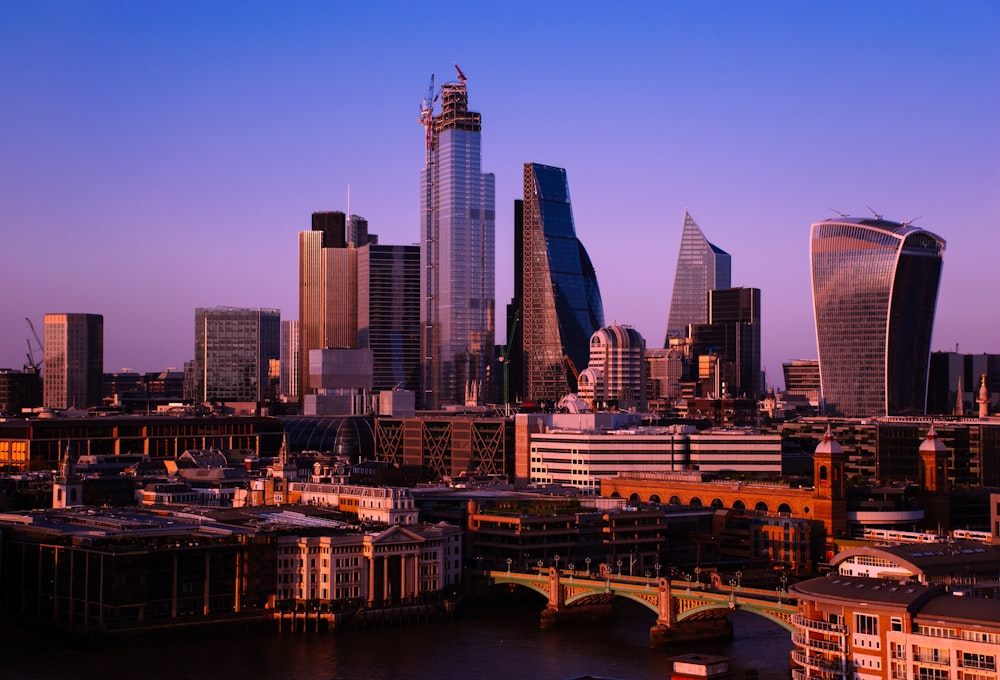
[664,211,731,344]
[299,211,360,403]
[280,320,301,400]
[42,313,104,409]
[513,163,605,405]
[690,287,762,400]
[419,68,496,408]
[358,244,421,393]
[577,325,647,411]
[811,217,945,417]
[192,307,280,403]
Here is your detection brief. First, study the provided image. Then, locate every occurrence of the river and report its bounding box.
[2,600,794,679]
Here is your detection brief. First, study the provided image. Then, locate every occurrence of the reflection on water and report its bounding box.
[2,600,793,680]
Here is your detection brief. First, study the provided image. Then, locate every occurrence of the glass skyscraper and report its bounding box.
[42,313,103,409]
[810,217,945,417]
[514,163,604,404]
[192,307,280,404]
[419,72,495,408]
[665,211,731,343]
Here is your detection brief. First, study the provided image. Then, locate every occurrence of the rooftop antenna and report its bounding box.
[865,204,883,220]
[900,215,922,228]
[828,208,850,219]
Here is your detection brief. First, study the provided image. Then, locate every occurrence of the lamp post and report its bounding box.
[694,566,701,587]
[585,557,592,577]
[537,560,544,573]
[736,570,742,589]
[506,557,512,573]
[655,563,661,581]
[568,562,575,575]
[617,559,623,576]
[729,579,736,609]
[554,554,560,572]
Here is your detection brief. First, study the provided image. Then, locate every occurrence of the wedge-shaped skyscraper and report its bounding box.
[811,216,945,417]
[665,211,731,343]
[514,163,604,404]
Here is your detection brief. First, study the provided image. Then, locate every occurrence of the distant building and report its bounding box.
[419,69,495,408]
[191,307,280,404]
[280,320,301,401]
[690,287,761,400]
[42,313,103,410]
[512,163,604,405]
[644,348,686,413]
[304,348,373,416]
[782,360,821,407]
[811,216,945,417]
[0,368,42,415]
[358,244,421,393]
[665,211,731,343]
[927,351,999,415]
[577,325,647,412]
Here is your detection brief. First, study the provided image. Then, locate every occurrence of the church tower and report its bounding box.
[52,444,83,509]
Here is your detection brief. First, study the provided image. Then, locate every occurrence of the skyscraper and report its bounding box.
[665,211,731,343]
[298,211,359,403]
[512,163,604,404]
[811,216,945,417]
[280,320,301,401]
[419,68,495,408]
[191,307,280,404]
[42,313,103,409]
[358,244,421,393]
[689,287,761,400]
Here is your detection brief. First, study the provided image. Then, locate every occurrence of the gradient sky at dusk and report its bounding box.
[2,1,998,388]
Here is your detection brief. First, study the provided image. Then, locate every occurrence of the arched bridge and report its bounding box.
[487,568,797,636]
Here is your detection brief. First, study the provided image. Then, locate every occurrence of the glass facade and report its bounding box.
[42,313,103,409]
[358,244,421,393]
[690,287,761,400]
[517,163,605,403]
[811,218,945,417]
[192,307,280,403]
[420,78,495,408]
[665,211,731,343]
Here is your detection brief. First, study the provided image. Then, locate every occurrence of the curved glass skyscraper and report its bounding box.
[516,163,604,403]
[810,217,945,417]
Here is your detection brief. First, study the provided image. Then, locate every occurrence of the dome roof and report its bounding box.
[919,424,948,454]
[814,424,843,455]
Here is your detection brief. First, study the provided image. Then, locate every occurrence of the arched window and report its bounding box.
[649,494,661,504]
[733,500,746,510]
[669,495,681,505]
[819,465,828,482]
[629,493,641,505]
[754,501,768,513]
[690,497,702,507]
[711,498,724,509]
[610,492,621,498]
[778,503,792,514]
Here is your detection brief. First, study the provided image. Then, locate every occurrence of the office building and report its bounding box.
[577,325,647,411]
[782,360,821,406]
[298,211,361,405]
[927,351,999,415]
[665,211,731,343]
[811,216,945,417]
[191,307,280,404]
[42,313,104,410]
[280,320,301,401]
[358,244,421,393]
[689,287,761,400]
[0,369,42,415]
[419,68,496,408]
[512,163,605,405]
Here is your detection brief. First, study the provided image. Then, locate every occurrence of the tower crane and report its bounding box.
[419,73,437,151]
[24,317,43,374]
[453,62,467,83]
[498,311,519,407]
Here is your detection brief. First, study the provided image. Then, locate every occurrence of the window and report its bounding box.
[891,617,902,632]
[856,613,878,636]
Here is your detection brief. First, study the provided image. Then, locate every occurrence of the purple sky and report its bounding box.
[2,1,998,388]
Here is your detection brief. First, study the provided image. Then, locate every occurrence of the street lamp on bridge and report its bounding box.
[585,557,591,576]
[554,554,560,571]
[506,557,512,573]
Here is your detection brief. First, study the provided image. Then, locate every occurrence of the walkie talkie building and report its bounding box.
[810,217,945,417]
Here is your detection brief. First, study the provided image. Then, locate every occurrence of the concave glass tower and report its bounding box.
[810,217,945,417]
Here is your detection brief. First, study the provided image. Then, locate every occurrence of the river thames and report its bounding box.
[3,599,794,680]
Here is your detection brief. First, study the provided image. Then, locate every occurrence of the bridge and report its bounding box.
[485,567,796,647]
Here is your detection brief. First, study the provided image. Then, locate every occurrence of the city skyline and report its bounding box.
[2,2,998,389]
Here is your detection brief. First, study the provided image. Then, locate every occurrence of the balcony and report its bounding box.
[791,649,851,675]
[792,614,848,634]
[792,633,845,652]
[912,652,950,666]
[960,657,997,671]
[792,669,849,680]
